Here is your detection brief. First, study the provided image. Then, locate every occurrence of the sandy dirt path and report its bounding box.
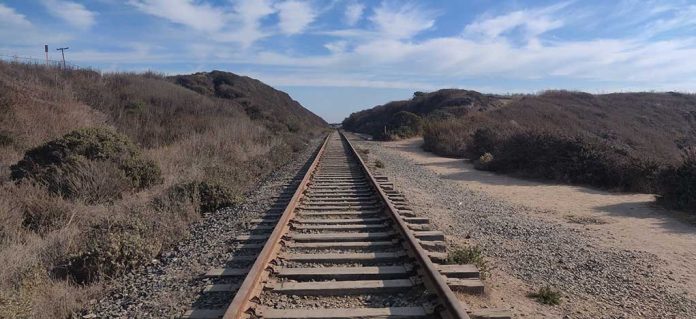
[381,138,696,302]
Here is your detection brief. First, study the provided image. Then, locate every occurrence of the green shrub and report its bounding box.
[385,111,423,139]
[658,150,696,212]
[472,130,660,192]
[198,181,241,212]
[67,217,161,283]
[446,246,490,279]
[470,127,500,157]
[528,286,562,305]
[10,127,162,203]
[156,181,242,215]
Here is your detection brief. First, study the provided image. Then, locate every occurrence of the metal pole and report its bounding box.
[44,45,49,66]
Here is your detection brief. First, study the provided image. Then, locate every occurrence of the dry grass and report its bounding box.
[0,61,326,317]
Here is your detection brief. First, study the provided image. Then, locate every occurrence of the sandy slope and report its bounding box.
[381,138,696,304]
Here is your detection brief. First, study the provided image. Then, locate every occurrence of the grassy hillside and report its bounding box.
[344,89,696,210]
[342,89,504,139]
[172,71,326,137]
[424,91,696,163]
[0,61,326,318]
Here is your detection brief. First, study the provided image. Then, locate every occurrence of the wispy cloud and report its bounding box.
[0,3,32,28]
[0,2,73,46]
[129,0,227,32]
[463,3,569,40]
[344,2,364,26]
[369,1,437,39]
[275,0,317,35]
[42,0,97,29]
[217,0,276,47]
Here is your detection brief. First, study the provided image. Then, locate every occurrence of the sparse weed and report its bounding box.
[446,245,490,279]
[374,160,385,168]
[528,285,562,305]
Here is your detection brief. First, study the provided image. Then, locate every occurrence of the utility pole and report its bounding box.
[56,47,69,69]
[44,45,49,66]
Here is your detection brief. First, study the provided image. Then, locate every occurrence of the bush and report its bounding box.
[474,152,494,170]
[67,217,161,283]
[470,127,500,157]
[386,111,423,139]
[422,119,469,157]
[10,127,162,203]
[157,181,242,215]
[528,286,562,305]
[658,150,696,212]
[470,130,660,192]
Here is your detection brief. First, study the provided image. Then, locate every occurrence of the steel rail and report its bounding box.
[222,133,331,319]
[339,131,471,319]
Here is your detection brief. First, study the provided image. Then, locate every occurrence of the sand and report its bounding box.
[381,138,696,301]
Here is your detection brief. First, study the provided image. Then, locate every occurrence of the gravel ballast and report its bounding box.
[79,139,322,318]
[351,136,695,319]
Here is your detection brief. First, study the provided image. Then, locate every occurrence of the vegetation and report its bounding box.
[445,246,490,279]
[343,89,502,140]
[10,128,161,203]
[528,286,563,305]
[374,160,385,168]
[345,89,696,210]
[0,61,326,318]
[465,129,660,192]
[657,150,696,212]
[385,111,424,139]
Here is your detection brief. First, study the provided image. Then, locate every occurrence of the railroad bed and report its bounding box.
[184,132,510,319]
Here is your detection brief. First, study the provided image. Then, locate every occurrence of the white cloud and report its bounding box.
[42,0,97,29]
[275,0,317,35]
[216,0,276,47]
[369,1,436,39]
[0,3,74,46]
[129,0,226,32]
[0,3,32,27]
[463,4,566,40]
[642,5,696,38]
[324,40,348,54]
[344,2,364,26]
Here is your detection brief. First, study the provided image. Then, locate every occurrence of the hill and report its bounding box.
[423,90,696,164]
[343,89,505,139]
[344,89,696,164]
[172,71,326,134]
[0,61,326,318]
[343,89,696,208]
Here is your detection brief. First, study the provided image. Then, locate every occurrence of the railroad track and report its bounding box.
[184,131,509,319]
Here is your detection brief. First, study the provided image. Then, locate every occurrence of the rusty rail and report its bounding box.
[222,134,331,319]
[339,131,470,319]
[220,131,470,319]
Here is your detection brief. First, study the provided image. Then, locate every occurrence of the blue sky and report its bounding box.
[1,1,696,122]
